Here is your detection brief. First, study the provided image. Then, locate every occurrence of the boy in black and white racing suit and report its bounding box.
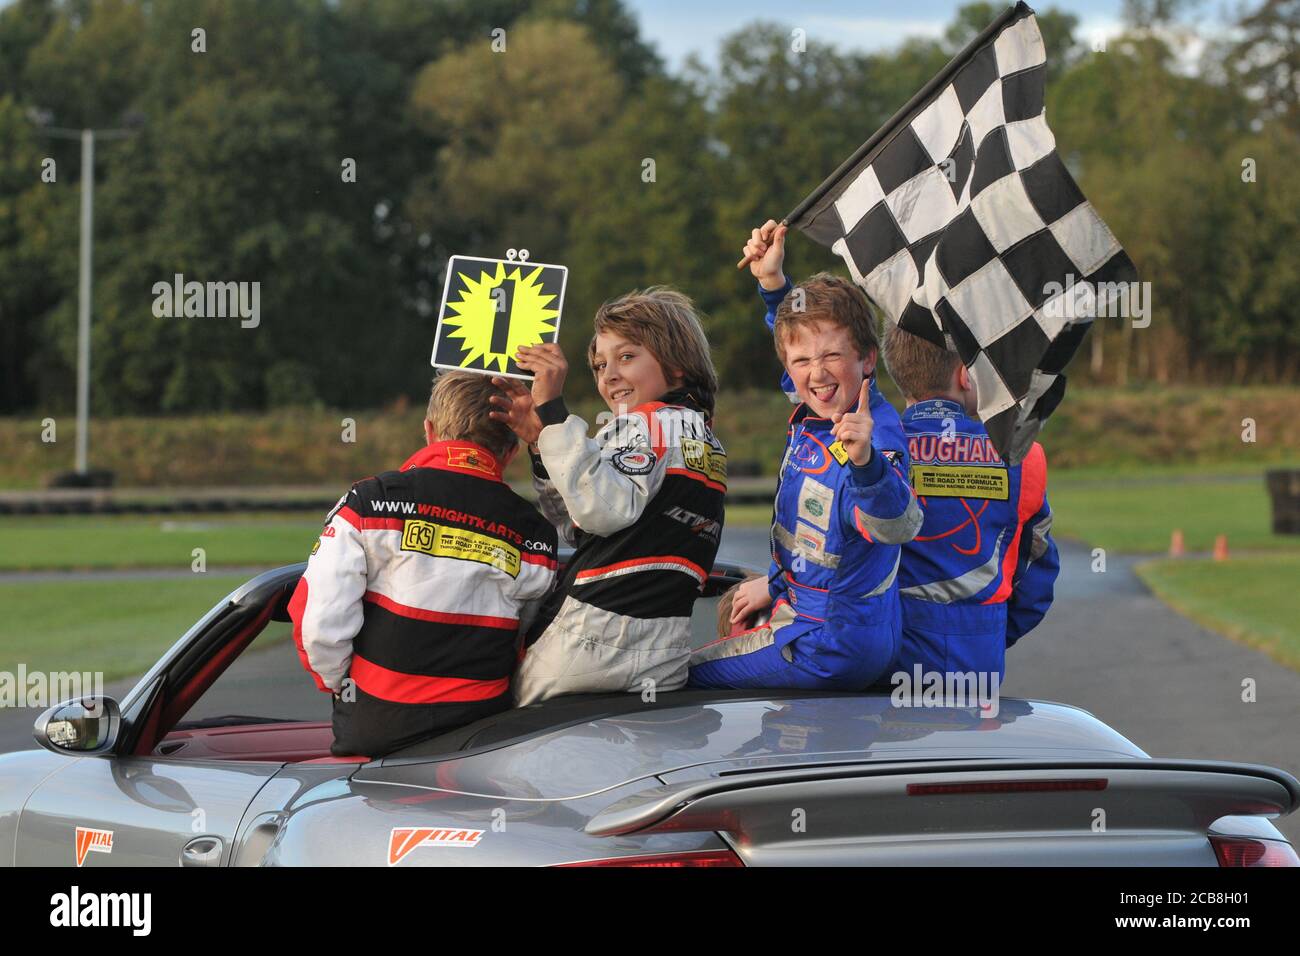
[490,288,726,706]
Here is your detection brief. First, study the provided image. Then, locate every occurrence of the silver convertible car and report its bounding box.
[2,560,1297,867]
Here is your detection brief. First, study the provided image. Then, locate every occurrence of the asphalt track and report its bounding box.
[3,528,1298,846]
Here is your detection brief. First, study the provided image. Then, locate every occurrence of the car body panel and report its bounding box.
[14,755,282,866]
[0,749,76,866]
[260,775,728,867]
[230,765,362,866]
[1,561,1294,866]
[355,695,1148,800]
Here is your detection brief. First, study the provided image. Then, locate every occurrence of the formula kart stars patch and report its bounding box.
[612,448,656,475]
[74,826,113,866]
[909,464,1010,500]
[388,826,484,865]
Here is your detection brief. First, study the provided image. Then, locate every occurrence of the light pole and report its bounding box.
[31,111,143,482]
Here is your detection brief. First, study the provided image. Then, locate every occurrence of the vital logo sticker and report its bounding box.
[75,827,114,867]
[388,827,484,865]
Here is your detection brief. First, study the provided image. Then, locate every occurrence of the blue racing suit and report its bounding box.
[689,278,922,689]
[893,399,1059,681]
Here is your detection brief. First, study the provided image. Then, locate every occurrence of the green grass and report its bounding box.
[0,575,250,681]
[1049,474,1294,554]
[728,465,1300,552]
[0,512,321,571]
[3,463,1295,567]
[724,504,772,528]
[1135,556,1300,672]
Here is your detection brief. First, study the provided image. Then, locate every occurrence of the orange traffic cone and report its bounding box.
[1213,534,1229,562]
[1169,529,1185,558]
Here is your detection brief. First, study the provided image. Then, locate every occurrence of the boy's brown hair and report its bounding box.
[426,371,518,459]
[881,324,962,402]
[586,287,719,414]
[773,272,880,365]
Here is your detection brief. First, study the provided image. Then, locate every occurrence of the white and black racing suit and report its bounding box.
[514,388,726,705]
[288,440,558,756]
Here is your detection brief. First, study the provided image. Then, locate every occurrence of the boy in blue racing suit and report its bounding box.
[689,221,922,689]
[881,325,1059,682]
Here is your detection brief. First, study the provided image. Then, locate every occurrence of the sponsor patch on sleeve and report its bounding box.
[681,438,727,485]
[909,464,1010,500]
[612,448,657,475]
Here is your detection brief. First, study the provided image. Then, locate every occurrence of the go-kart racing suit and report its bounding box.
[514,388,726,705]
[892,398,1059,681]
[289,440,558,757]
[688,278,922,690]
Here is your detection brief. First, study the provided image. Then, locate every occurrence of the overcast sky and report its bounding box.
[624,0,1226,67]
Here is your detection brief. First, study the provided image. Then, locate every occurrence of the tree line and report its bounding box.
[0,0,1295,416]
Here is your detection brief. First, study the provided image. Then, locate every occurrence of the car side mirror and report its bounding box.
[34,697,121,755]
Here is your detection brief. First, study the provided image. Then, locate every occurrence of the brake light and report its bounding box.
[556,849,743,867]
[1210,836,1300,867]
[907,778,1108,796]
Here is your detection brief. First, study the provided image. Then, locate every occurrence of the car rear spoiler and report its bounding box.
[586,758,1300,841]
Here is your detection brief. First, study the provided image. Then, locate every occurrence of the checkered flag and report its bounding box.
[788,1,1136,464]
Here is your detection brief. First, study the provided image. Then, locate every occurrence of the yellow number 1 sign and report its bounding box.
[431,254,567,380]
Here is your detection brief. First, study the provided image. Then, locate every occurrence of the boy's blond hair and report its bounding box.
[716,573,766,637]
[586,287,718,414]
[773,272,880,365]
[426,371,518,459]
[881,324,962,402]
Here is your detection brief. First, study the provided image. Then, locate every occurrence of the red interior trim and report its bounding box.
[156,602,276,742]
[151,721,363,763]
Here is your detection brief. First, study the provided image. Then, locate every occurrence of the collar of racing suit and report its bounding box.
[902,397,967,423]
[654,386,711,423]
[399,440,504,482]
